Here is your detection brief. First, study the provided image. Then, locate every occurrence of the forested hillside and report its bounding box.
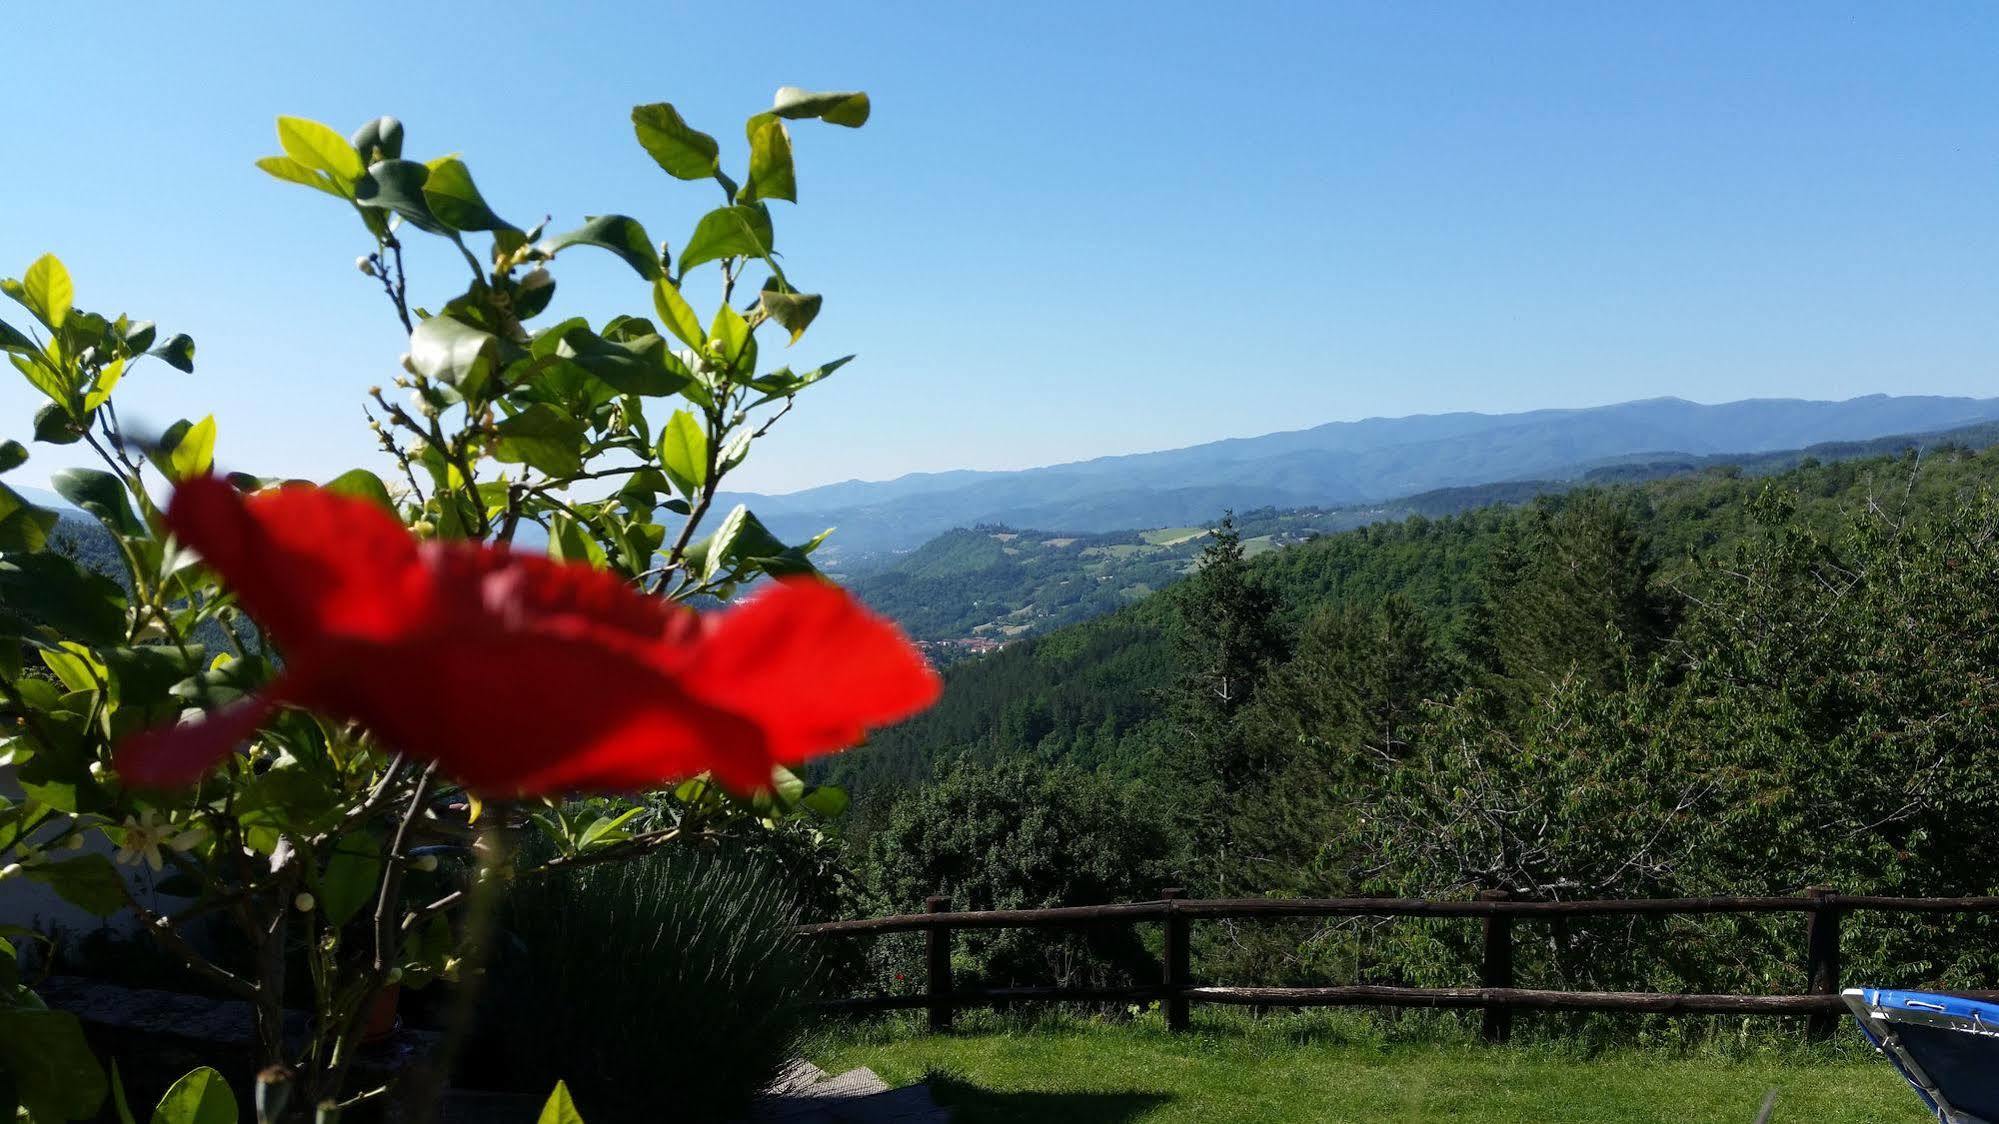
[843,418,1999,643]
[836,444,1999,793]
[845,442,1999,1003]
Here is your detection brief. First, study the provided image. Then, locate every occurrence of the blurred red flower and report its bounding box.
[116,476,939,794]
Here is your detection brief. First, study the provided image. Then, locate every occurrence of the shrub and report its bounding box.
[486,848,816,1123]
[858,761,1176,993]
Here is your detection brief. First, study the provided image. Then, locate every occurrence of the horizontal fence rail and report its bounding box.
[801,888,1999,1040]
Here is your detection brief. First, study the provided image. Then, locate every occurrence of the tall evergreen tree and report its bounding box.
[1230,597,1455,896]
[1486,491,1670,703]
[1165,513,1286,883]
[1173,515,1283,720]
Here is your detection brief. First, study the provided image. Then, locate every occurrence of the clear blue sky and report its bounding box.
[2,3,1993,494]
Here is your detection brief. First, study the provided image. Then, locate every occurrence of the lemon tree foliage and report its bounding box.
[0,90,871,1118]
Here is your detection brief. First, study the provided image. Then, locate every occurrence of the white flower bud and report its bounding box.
[519,267,552,292]
[294,892,316,913]
[88,761,106,779]
[400,352,417,375]
[412,854,439,873]
[357,256,378,277]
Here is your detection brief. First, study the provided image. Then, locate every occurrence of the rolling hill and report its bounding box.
[842,417,1999,645]
[729,395,1999,558]
[826,436,1999,797]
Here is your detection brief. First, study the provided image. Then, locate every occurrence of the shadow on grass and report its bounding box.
[925,1073,1173,1123]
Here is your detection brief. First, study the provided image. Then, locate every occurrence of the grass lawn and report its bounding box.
[807,1012,1924,1124]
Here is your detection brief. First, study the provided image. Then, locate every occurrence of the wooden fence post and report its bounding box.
[1162,888,1190,1032]
[1479,889,1515,1043]
[1804,886,1841,1041]
[925,895,954,1033]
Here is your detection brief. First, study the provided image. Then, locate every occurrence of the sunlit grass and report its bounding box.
[806,1009,1924,1124]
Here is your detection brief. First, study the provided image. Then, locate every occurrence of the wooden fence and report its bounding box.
[799,888,1999,1041]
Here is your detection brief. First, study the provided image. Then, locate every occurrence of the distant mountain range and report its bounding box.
[842,416,1999,642]
[726,395,1999,558]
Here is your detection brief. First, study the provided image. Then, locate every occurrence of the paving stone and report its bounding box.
[747,1065,948,1124]
[765,1058,833,1096]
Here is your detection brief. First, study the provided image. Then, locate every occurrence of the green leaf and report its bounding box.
[651,279,705,351]
[718,427,752,473]
[493,405,585,477]
[409,315,498,390]
[657,410,708,496]
[422,157,516,233]
[747,355,853,407]
[53,467,143,537]
[318,833,382,926]
[150,1066,236,1124]
[167,415,217,481]
[26,854,127,916]
[0,317,39,355]
[40,642,105,693]
[20,254,73,330]
[349,116,405,163]
[691,502,748,581]
[276,115,364,183]
[355,160,449,235]
[0,440,25,473]
[12,350,69,403]
[630,103,720,180]
[325,468,396,514]
[0,1008,105,1122]
[771,765,807,805]
[121,319,157,355]
[537,1081,584,1124]
[0,553,127,645]
[759,280,821,345]
[254,155,347,199]
[545,215,661,281]
[150,333,195,373]
[801,785,851,818]
[678,205,774,274]
[111,1058,137,1124]
[771,87,871,127]
[548,512,607,568]
[102,645,201,713]
[555,327,686,398]
[0,483,56,553]
[745,115,797,203]
[33,402,80,444]
[706,304,754,383]
[84,355,126,410]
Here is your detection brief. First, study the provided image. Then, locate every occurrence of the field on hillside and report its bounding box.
[809,1013,1923,1124]
[838,509,1373,642]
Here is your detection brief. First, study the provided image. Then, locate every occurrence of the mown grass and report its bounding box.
[806,1010,1924,1124]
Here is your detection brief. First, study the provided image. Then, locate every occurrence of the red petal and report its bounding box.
[167,476,423,649]
[417,542,697,647]
[297,629,770,797]
[115,689,282,787]
[685,578,940,765]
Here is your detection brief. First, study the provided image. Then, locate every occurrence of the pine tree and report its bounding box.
[1165,514,1286,885]
[1230,596,1455,895]
[1486,491,1670,704]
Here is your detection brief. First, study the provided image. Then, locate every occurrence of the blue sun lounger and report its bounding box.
[1844,988,1999,1123]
